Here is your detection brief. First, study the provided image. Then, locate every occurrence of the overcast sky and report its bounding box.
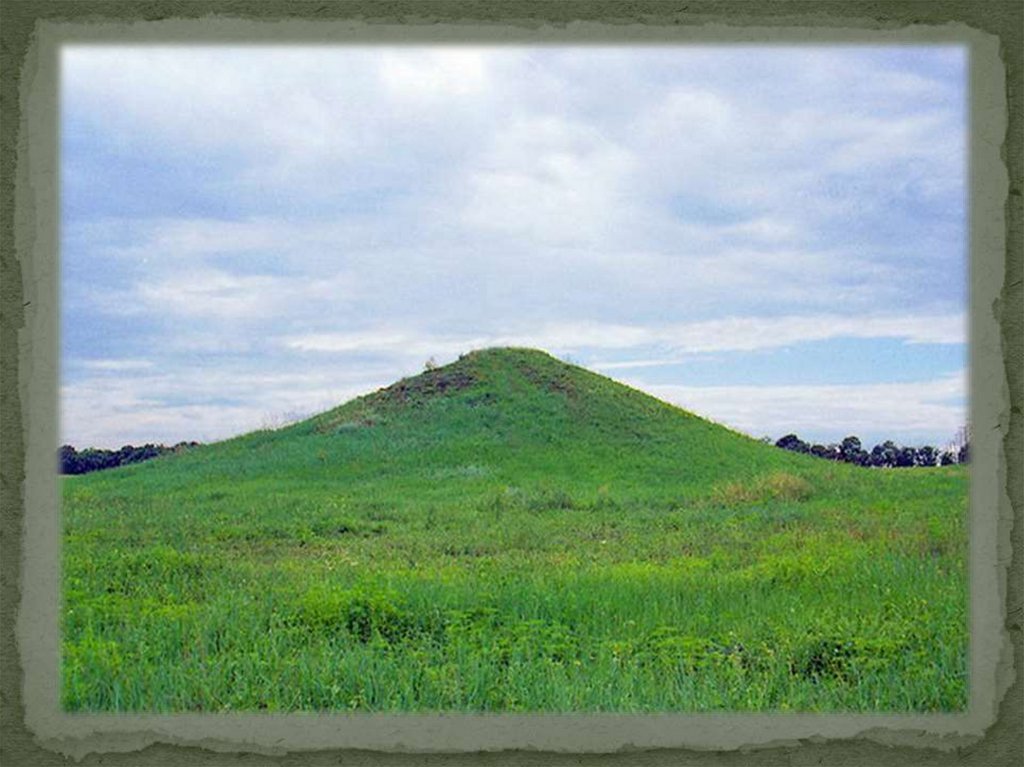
[61,45,967,449]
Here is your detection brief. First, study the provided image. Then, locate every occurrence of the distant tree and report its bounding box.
[839,436,869,466]
[76,448,112,473]
[808,443,840,461]
[867,446,882,467]
[59,445,79,474]
[775,434,810,454]
[870,441,899,468]
[895,446,917,468]
[424,357,438,371]
[771,433,957,470]
[839,436,860,460]
[958,442,970,464]
[915,446,938,467]
[58,441,198,475]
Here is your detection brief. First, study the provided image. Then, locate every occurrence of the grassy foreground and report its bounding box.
[62,348,967,712]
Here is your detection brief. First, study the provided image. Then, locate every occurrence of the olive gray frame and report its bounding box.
[3,4,1019,766]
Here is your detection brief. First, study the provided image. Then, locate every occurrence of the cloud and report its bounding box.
[633,372,966,445]
[78,358,154,372]
[590,359,688,372]
[112,269,350,323]
[134,270,293,319]
[61,46,504,200]
[60,364,399,446]
[64,41,966,322]
[459,115,640,247]
[655,313,965,352]
[61,45,967,447]
[72,214,928,334]
[283,329,479,358]
[101,217,285,261]
[281,312,965,358]
[379,49,489,99]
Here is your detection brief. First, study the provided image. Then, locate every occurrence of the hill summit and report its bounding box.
[346,347,633,415]
[311,346,704,435]
[268,347,808,496]
[103,347,817,502]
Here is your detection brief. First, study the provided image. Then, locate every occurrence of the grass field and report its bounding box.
[61,348,967,712]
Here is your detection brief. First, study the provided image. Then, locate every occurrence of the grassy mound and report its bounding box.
[62,348,967,712]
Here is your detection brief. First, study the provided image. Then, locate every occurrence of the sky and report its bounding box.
[60,45,967,449]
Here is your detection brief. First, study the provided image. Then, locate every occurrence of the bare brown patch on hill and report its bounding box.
[367,364,478,410]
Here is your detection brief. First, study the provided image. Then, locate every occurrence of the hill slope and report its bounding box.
[96,347,817,504]
[61,348,967,713]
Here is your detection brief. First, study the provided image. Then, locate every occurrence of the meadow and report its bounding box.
[61,348,967,712]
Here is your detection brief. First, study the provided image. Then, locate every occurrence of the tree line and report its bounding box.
[772,434,968,467]
[60,433,968,475]
[59,442,200,475]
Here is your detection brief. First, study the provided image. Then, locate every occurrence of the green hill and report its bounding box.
[110,347,815,501]
[62,348,967,713]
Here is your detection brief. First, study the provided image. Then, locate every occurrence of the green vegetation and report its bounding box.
[62,348,967,712]
[60,441,200,475]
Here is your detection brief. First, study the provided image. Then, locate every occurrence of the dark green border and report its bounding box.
[2,1,1020,765]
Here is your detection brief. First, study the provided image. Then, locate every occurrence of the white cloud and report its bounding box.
[281,312,965,358]
[656,313,965,353]
[283,329,478,357]
[459,115,639,247]
[634,372,966,444]
[75,214,916,331]
[78,358,153,372]
[379,49,488,99]
[590,359,687,372]
[61,46,504,197]
[61,46,967,447]
[135,270,296,320]
[94,265,355,322]
[60,365,398,446]
[102,218,284,261]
